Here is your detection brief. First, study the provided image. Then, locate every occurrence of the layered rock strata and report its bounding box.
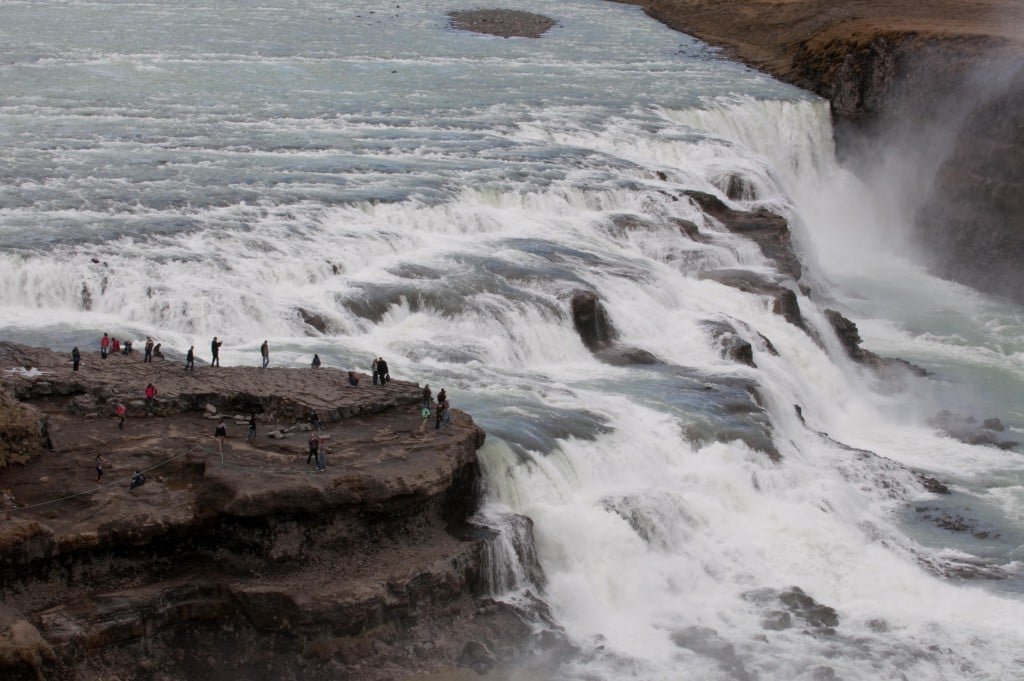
[0,344,531,680]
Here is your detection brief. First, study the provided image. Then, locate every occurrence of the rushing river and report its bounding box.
[1,0,1023,679]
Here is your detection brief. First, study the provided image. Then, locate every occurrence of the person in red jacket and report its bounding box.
[100,333,110,359]
[145,383,157,416]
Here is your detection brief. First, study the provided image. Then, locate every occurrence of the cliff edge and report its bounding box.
[618,0,1024,303]
[0,343,533,680]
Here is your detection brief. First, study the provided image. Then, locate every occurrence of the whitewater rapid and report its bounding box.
[1,1,1023,679]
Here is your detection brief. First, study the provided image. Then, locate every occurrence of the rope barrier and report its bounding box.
[9,444,202,513]
[6,417,450,514]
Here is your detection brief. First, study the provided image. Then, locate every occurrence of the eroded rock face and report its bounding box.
[703,320,756,367]
[571,290,618,351]
[0,342,537,680]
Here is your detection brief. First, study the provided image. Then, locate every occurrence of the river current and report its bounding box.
[1,1,1023,679]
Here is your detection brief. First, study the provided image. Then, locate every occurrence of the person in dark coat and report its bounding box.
[130,469,145,490]
[144,337,154,363]
[421,384,432,410]
[260,340,269,368]
[214,419,227,452]
[246,414,257,441]
[185,345,195,371]
[153,343,164,359]
[378,358,390,385]
[210,337,222,366]
[435,389,447,430]
[347,371,359,386]
[71,346,81,371]
[311,353,321,369]
[307,433,319,465]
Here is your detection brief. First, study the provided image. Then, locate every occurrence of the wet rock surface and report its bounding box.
[570,290,618,351]
[0,343,535,681]
[683,190,802,280]
[930,409,1018,450]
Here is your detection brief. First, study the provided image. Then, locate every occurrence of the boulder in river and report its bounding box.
[571,290,618,351]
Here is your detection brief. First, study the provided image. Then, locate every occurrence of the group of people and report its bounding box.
[423,386,452,430]
[80,335,163,370]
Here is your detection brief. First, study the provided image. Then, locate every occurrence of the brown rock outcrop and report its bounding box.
[0,343,533,680]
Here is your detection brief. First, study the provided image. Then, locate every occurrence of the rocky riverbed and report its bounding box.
[0,343,540,680]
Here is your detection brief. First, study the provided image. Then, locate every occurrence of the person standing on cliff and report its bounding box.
[214,418,227,453]
[422,384,432,410]
[71,346,81,371]
[144,336,154,363]
[246,414,257,441]
[95,454,109,484]
[307,433,319,465]
[185,345,195,371]
[210,336,222,367]
[1,489,14,520]
[115,402,127,430]
[145,383,157,416]
[311,353,321,369]
[100,333,110,359]
[378,357,390,385]
[260,340,269,368]
[435,388,447,430]
[371,357,380,385]
[315,439,327,471]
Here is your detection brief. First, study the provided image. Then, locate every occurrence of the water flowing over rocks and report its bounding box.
[683,190,802,280]
[0,343,540,680]
[570,290,618,351]
[618,0,1024,302]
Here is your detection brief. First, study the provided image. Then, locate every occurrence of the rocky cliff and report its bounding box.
[0,344,534,680]
[617,0,1024,302]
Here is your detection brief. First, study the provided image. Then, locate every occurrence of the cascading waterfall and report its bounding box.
[2,0,1023,678]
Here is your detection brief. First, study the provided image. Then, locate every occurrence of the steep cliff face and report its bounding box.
[0,345,535,680]
[617,0,1024,302]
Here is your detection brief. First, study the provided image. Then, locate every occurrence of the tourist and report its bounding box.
[40,418,54,451]
[316,439,327,471]
[122,339,133,355]
[111,337,121,354]
[210,336,222,366]
[115,402,127,430]
[378,357,390,385]
[145,383,157,416]
[1,489,15,520]
[95,454,109,484]
[100,333,110,359]
[153,343,164,359]
[421,384,432,410]
[371,357,379,385]
[260,340,269,368]
[214,418,227,453]
[185,345,195,371]
[435,389,447,430]
[144,337,154,363]
[308,410,324,431]
[71,346,81,371]
[442,396,453,428]
[307,433,319,465]
[347,371,359,387]
[311,353,321,369]
[130,469,145,490]
[246,414,257,441]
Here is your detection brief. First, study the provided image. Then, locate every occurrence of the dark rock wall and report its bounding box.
[793,35,1024,303]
